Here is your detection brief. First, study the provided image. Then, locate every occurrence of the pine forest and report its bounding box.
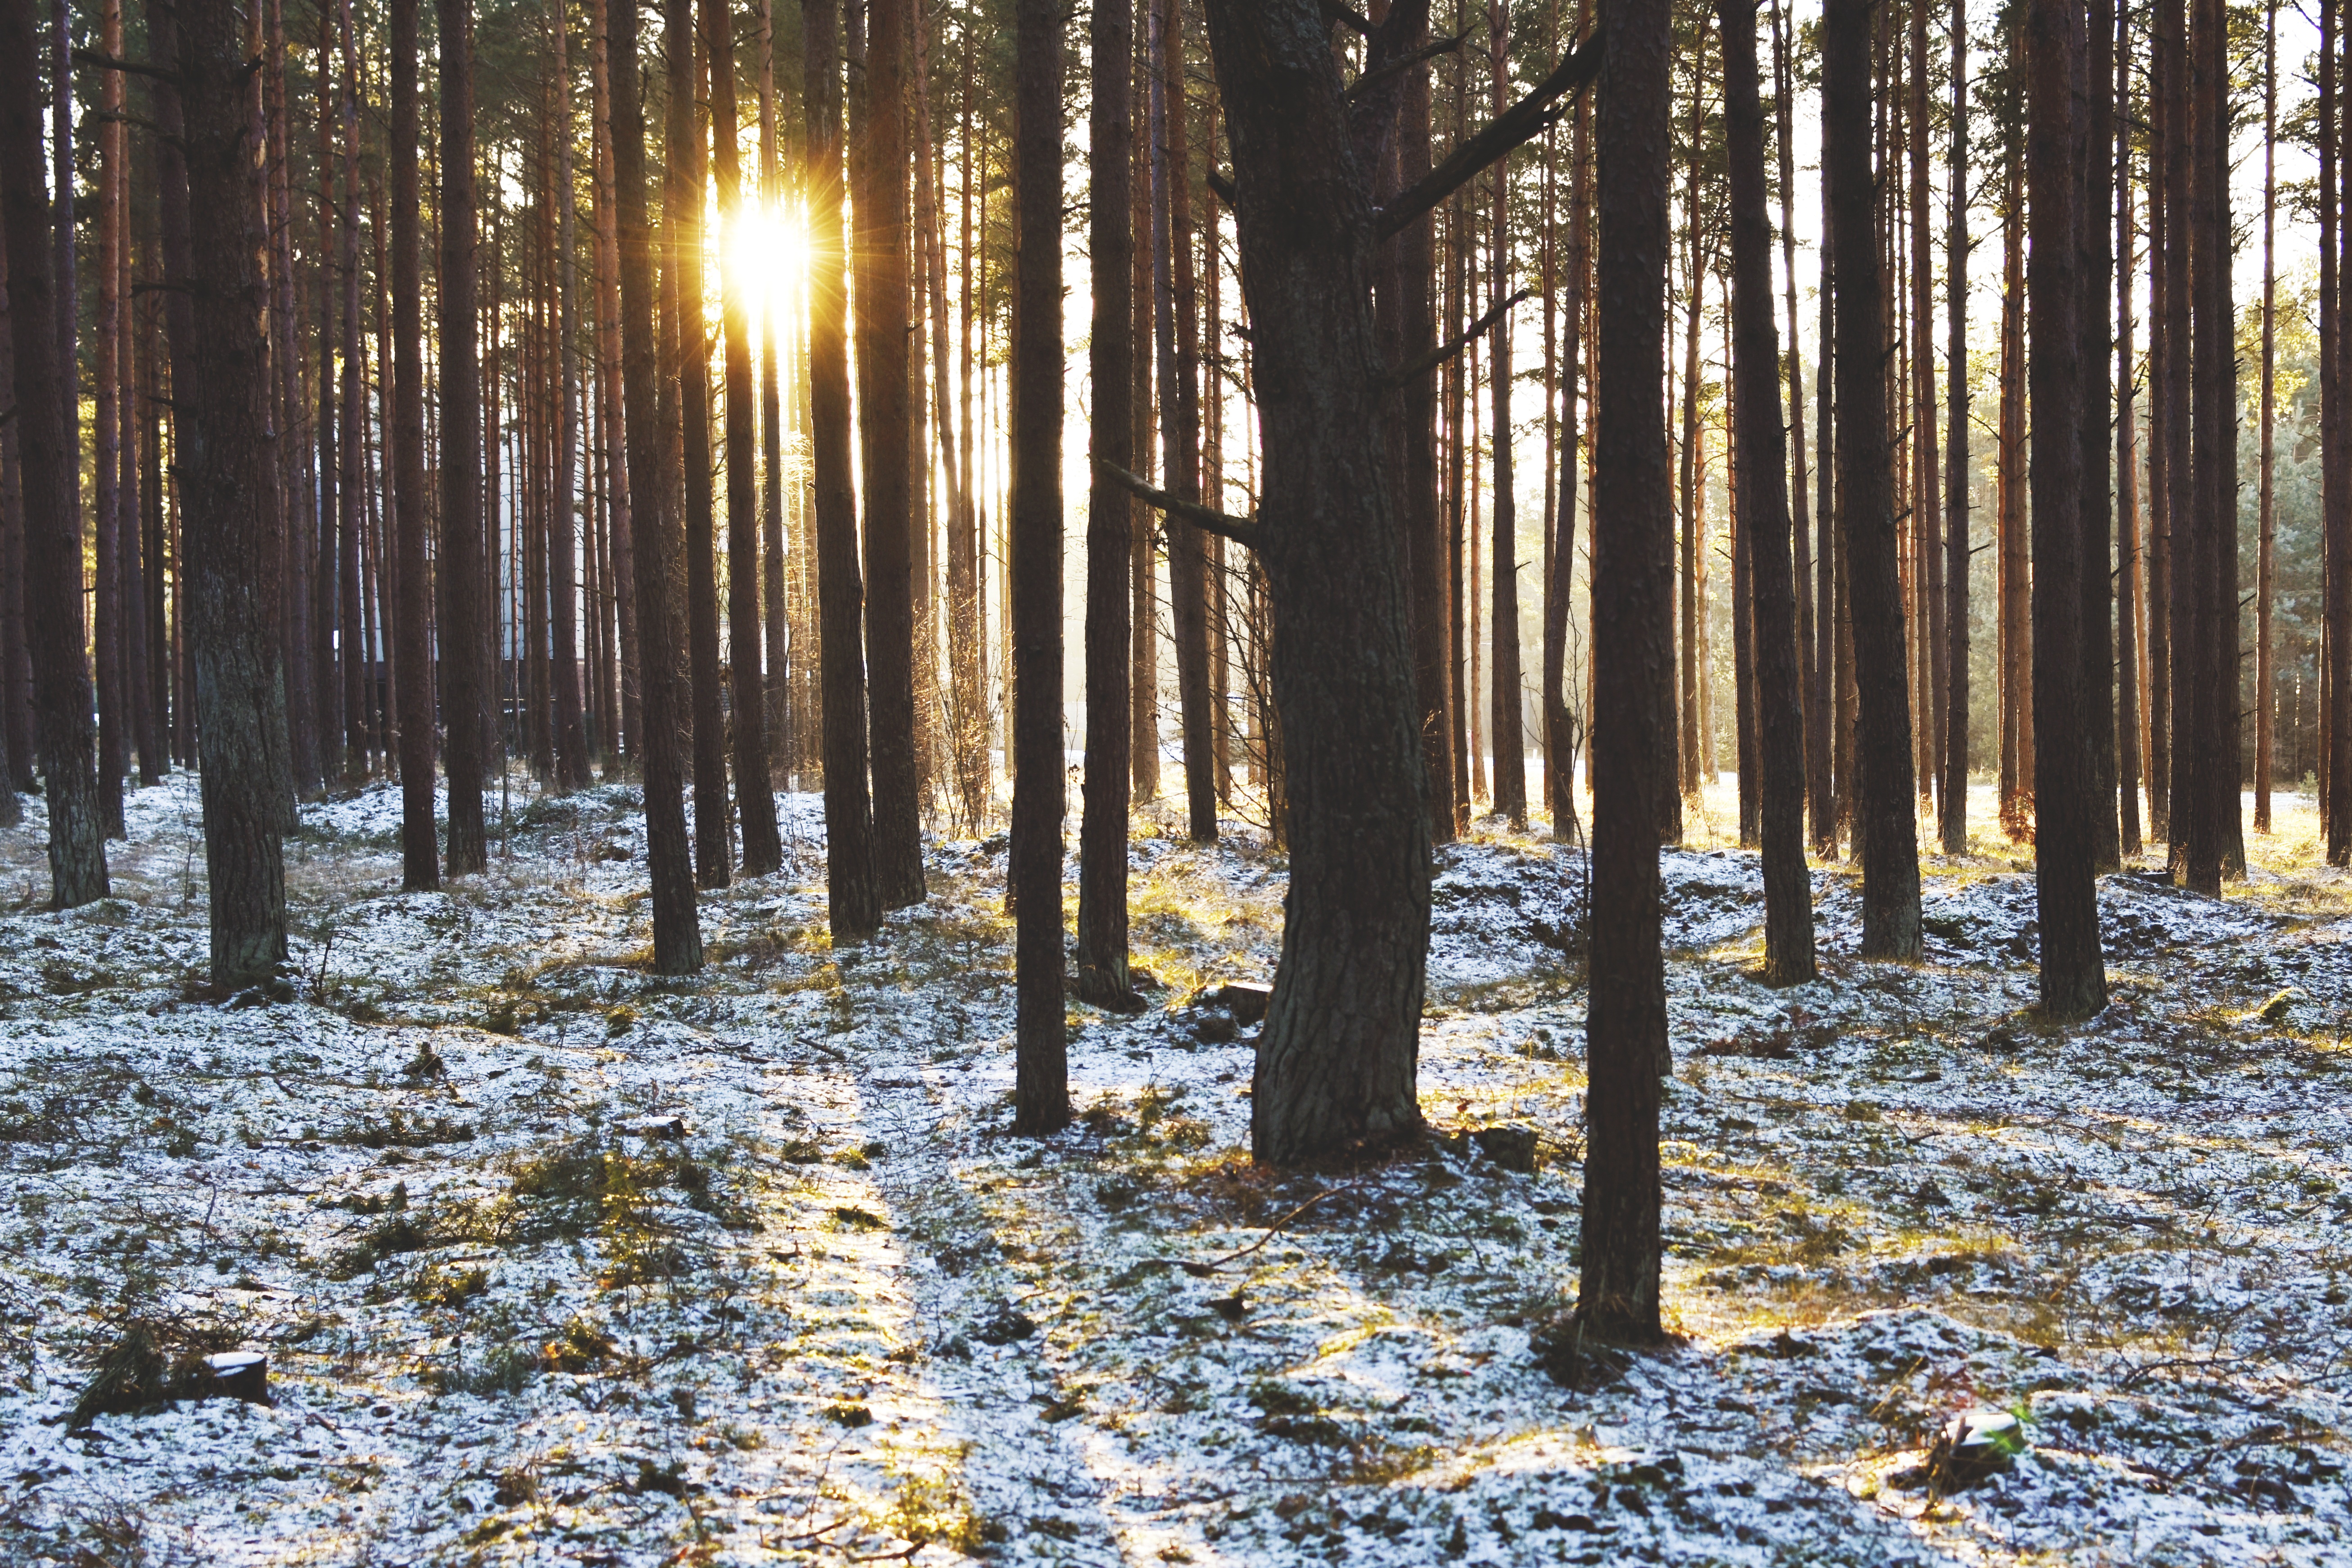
[3,0,2352,1560]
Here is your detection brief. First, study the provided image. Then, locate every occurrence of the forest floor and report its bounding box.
[0,769,2347,1567]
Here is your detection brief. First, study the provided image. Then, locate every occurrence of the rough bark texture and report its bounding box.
[1721,0,1815,987]
[1010,0,1069,1134]
[2027,0,2107,1018]
[805,0,880,940]
[1824,0,1920,958]
[1579,0,1670,1342]
[613,0,704,969]
[439,0,489,874]
[1199,0,1431,1166]
[1077,0,1138,1012]
[859,0,925,906]
[95,0,126,839]
[2182,0,2231,890]
[175,0,295,984]
[0,6,108,907]
[708,0,782,872]
[392,0,437,889]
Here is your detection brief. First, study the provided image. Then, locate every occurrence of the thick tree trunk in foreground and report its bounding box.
[1077,0,1137,1012]
[1200,0,1431,1166]
[2026,0,2107,1018]
[1824,0,1920,958]
[1580,0,1670,1342]
[0,11,108,906]
[1722,0,1815,986]
[805,0,880,940]
[708,0,781,872]
[174,0,294,985]
[612,0,703,969]
[392,0,436,889]
[1010,0,1069,1134]
[439,0,489,874]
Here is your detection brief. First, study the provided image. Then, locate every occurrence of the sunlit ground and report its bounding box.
[0,765,2345,1565]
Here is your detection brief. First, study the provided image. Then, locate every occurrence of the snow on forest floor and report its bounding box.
[0,770,2348,1567]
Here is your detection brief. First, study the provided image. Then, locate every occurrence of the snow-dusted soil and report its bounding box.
[0,772,2348,1567]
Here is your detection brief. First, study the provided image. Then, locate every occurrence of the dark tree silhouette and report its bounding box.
[1941,0,1970,857]
[1077,0,1138,1012]
[439,0,490,875]
[612,0,704,969]
[1010,0,1069,1135]
[172,0,297,985]
[1579,0,1672,1343]
[0,3,108,907]
[1823,0,1920,958]
[1720,0,1814,987]
[805,0,880,941]
[392,0,436,889]
[708,0,782,873]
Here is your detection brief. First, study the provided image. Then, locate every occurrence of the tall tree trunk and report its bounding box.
[708,0,782,868]
[1077,0,1138,1011]
[1486,0,1526,827]
[805,0,880,937]
[339,0,366,782]
[2117,12,2144,856]
[95,0,127,838]
[669,0,730,887]
[589,0,641,768]
[2327,0,2343,851]
[1154,0,1216,843]
[757,0,790,784]
[1676,69,1704,809]
[440,0,491,872]
[1723,0,1815,985]
[2080,0,2118,872]
[1127,23,1159,812]
[2255,0,2275,833]
[858,0,924,902]
[1908,0,1943,841]
[0,230,32,799]
[1545,5,1589,842]
[392,0,436,887]
[2334,0,2352,864]
[173,0,298,983]
[1011,0,1069,1133]
[2184,0,2235,889]
[1825,0,1921,957]
[1579,0,1670,1342]
[1195,0,1436,1165]
[611,0,704,966]
[1941,0,1969,855]
[2148,27,2175,845]
[0,1,108,904]
[2027,0,2107,1017]
[551,5,590,792]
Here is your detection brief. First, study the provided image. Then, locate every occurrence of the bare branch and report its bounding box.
[1345,29,1467,101]
[1096,461,1264,553]
[1375,26,1605,240]
[71,47,182,86]
[1384,287,1532,389]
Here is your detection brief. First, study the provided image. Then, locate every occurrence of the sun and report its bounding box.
[718,197,807,325]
